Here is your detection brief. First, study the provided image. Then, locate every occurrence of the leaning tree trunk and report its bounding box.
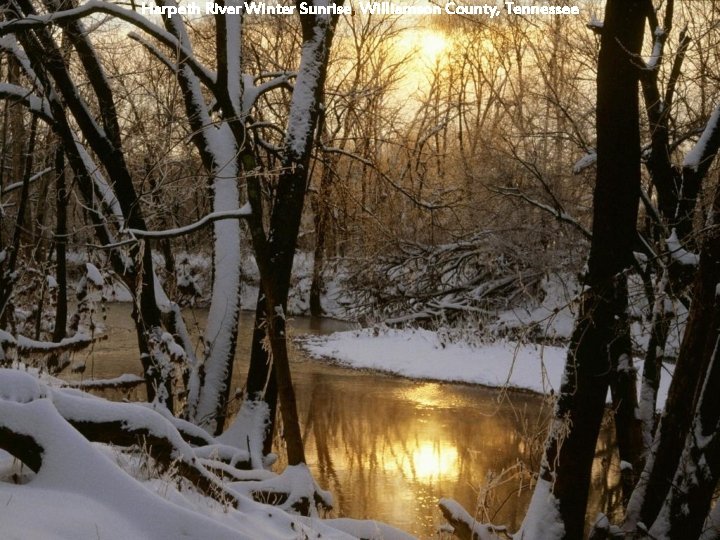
[8,0,171,406]
[644,174,720,539]
[624,104,720,533]
[517,2,646,538]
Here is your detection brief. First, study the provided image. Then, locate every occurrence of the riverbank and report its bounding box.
[299,327,673,409]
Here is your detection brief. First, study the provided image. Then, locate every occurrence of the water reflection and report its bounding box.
[62,304,621,538]
[293,367,546,536]
[407,441,458,482]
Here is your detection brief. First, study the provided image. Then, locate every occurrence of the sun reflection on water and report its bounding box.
[408,440,459,481]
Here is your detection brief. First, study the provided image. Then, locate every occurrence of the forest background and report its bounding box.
[0,0,719,538]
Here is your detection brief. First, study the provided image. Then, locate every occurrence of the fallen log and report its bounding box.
[438,498,509,540]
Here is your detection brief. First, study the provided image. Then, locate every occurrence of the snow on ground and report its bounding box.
[300,327,672,410]
[491,273,578,341]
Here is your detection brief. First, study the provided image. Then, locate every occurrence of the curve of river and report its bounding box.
[66,303,621,538]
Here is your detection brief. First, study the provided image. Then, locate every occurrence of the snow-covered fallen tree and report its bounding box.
[344,232,547,325]
[0,368,415,539]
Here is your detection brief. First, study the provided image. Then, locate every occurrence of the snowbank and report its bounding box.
[299,328,672,409]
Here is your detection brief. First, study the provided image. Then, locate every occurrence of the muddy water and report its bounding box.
[70,303,620,538]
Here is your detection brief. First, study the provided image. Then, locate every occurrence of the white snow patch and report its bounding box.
[0,368,48,402]
[572,151,597,174]
[646,28,665,70]
[217,399,270,470]
[85,262,105,286]
[684,105,720,171]
[666,229,700,266]
[301,328,673,409]
[302,328,566,394]
[516,478,565,540]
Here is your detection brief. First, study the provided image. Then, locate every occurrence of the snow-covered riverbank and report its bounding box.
[299,327,673,410]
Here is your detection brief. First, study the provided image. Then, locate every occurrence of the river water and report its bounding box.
[69,303,621,538]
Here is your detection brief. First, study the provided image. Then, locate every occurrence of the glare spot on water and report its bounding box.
[399,382,446,409]
[408,441,459,482]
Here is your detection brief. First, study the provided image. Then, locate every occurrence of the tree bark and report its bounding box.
[244,5,340,466]
[245,293,278,456]
[627,170,720,532]
[520,2,646,537]
[310,161,334,318]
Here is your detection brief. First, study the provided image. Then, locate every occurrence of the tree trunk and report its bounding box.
[244,6,339,467]
[519,2,645,537]
[627,171,720,532]
[645,176,720,539]
[245,292,278,456]
[637,272,671,448]
[52,145,67,343]
[609,328,645,505]
[310,161,333,318]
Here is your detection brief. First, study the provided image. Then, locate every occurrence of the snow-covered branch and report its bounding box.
[572,151,596,174]
[439,498,507,540]
[683,104,720,173]
[0,0,216,89]
[62,374,144,391]
[0,83,52,120]
[1,167,52,195]
[242,72,295,115]
[125,207,251,240]
[0,331,96,354]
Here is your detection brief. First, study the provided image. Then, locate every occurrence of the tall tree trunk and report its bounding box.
[52,146,67,342]
[245,293,278,456]
[244,5,339,466]
[518,2,646,537]
[310,161,333,318]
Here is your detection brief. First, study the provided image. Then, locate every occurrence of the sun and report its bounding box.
[419,31,448,64]
[397,28,449,66]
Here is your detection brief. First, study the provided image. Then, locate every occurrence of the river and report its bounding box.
[68,303,621,538]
